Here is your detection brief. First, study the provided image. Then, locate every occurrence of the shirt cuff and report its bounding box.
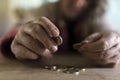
[0,29,18,59]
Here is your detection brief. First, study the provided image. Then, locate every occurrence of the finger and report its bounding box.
[11,42,39,60]
[24,23,58,52]
[33,17,60,37]
[42,49,53,59]
[80,44,120,60]
[24,20,63,46]
[84,32,102,43]
[73,32,102,49]
[96,54,120,67]
[80,32,120,52]
[15,32,53,59]
[104,44,120,59]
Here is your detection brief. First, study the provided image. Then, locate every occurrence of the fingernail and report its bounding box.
[50,46,58,52]
[52,30,59,37]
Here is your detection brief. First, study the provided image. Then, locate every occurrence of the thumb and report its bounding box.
[73,32,102,50]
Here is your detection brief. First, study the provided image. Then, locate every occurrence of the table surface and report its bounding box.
[0,54,120,80]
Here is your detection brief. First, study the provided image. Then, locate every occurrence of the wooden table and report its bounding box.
[0,54,119,80]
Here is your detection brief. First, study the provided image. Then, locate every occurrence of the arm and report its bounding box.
[0,2,56,59]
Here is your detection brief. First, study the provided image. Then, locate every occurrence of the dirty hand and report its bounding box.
[11,17,63,60]
[74,32,120,67]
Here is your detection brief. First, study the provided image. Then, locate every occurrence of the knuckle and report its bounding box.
[11,45,27,59]
[100,40,109,50]
[18,34,29,44]
[99,52,107,60]
[14,32,26,45]
[32,24,41,33]
[11,42,27,59]
[11,31,39,60]
[28,23,42,36]
[11,43,21,57]
[105,52,110,59]
[38,17,58,30]
[105,32,115,38]
[103,51,109,57]
[21,21,32,30]
[38,17,49,23]
[25,24,34,34]
[39,17,45,22]
[35,17,47,24]
[23,22,36,34]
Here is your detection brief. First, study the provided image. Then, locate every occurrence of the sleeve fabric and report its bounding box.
[0,29,18,59]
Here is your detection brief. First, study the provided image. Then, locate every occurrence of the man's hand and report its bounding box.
[11,17,63,60]
[74,32,120,67]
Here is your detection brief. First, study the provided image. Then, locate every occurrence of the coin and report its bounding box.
[75,72,80,75]
[57,69,61,72]
[81,69,86,72]
[50,66,58,71]
[62,67,79,74]
[44,66,50,70]
[52,66,57,70]
[52,36,63,46]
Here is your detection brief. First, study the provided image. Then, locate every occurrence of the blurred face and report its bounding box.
[60,0,88,20]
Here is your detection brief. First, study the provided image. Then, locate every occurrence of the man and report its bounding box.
[0,0,120,68]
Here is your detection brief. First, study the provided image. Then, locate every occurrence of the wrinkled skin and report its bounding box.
[74,32,120,67]
[10,0,120,68]
[11,17,62,60]
[11,0,89,61]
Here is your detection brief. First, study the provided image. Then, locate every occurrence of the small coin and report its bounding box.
[57,69,61,72]
[53,66,57,70]
[44,66,50,70]
[62,68,79,74]
[52,36,63,46]
[75,72,80,75]
[81,69,86,72]
[50,66,57,71]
